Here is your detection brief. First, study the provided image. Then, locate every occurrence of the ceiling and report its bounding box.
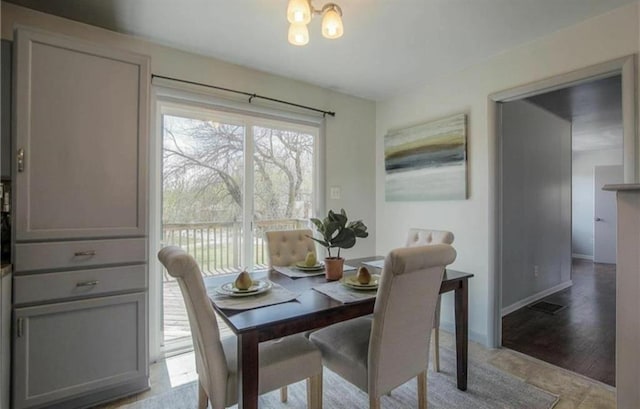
[527,75,622,152]
[4,0,636,101]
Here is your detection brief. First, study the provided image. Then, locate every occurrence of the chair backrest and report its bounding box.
[264,229,316,267]
[406,228,454,247]
[368,244,457,396]
[157,246,228,409]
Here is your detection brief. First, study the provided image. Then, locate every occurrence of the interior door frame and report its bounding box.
[489,55,637,348]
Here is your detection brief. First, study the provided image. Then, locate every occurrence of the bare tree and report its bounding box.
[162,116,313,223]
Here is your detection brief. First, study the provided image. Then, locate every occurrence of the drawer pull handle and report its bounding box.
[74,250,96,257]
[76,280,99,287]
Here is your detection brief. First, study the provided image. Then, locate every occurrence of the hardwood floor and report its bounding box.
[502,258,615,386]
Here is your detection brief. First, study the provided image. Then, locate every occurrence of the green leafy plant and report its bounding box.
[309,208,368,258]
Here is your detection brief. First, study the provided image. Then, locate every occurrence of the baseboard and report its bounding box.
[501,280,573,317]
[439,321,488,347]
[572,253,593,261]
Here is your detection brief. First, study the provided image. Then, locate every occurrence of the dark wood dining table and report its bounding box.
[205,257,474,409]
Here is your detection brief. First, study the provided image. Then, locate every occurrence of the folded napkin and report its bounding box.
[209,281,301,310]
[274,264,358,279]
[313,280,377,304]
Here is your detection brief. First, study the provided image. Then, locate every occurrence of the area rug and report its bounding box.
[123,348,558,409]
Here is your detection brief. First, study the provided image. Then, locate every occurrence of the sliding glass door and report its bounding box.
[158,101,319,350]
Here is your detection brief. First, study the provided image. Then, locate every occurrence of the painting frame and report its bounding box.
[384,113,467,201]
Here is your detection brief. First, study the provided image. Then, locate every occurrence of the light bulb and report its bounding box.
[287,0,311,24]
[288,23,309,46]
[322,6,343,39]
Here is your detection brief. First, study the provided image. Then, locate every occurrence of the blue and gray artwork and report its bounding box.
[385,114,467,201]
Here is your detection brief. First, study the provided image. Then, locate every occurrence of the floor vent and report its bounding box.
[528,301,567,315]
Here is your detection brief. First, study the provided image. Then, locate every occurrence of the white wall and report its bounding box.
[501,100,572,308]
[572,149,623,258]
[376,2,639,346]
[0,2,378,259]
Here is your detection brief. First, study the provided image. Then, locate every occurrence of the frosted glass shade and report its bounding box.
[287,0,312,24]
[288,23,309,46]
[322,7,343,39]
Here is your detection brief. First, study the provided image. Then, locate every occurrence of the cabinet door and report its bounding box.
[13,293,147,409]
[13,28,149,241]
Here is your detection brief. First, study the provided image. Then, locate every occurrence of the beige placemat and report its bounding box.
[273,265,326,278]
[274,264,358,278]
[362,259,385,269]
[209,281,301,310]
[313,280,377,304]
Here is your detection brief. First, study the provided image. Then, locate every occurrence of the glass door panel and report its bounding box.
[161,113,244,346]
[252,125,315,267]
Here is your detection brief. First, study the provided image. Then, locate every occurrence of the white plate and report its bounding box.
[340,274,380,290]
[294,262,325,271]
[216,280,273,297]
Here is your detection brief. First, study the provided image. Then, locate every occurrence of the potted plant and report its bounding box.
[309,208,369,280]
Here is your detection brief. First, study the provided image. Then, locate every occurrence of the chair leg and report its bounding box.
[418,371,428,409]
[306,370,323,409]
[369,395,380,409]
[198,381,208,409]
[433,327,440,372]
[280,386,288,402]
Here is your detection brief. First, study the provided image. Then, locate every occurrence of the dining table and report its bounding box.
[204,256,474,409]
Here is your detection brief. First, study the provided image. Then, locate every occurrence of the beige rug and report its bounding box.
[124,348,558,408]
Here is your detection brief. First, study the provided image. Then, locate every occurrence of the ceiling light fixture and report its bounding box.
[287,0,344,46]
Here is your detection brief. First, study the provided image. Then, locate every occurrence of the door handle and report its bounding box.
[595,217,603,222]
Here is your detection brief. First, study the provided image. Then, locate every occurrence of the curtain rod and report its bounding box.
[151,74,336,118]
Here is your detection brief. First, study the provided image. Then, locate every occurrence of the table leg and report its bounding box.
[238,331,259,409]
[454,279,468,391]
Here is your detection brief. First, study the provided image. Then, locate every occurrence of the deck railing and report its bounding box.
[162,219,309,279]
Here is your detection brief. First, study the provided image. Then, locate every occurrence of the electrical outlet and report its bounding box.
[534,265,539,277]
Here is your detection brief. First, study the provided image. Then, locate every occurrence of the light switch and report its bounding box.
[330,186,341,200]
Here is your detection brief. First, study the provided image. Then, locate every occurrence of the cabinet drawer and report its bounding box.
[14,265,147,305]
[15,238,146,272]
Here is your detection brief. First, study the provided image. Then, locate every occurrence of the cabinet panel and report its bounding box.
[14,238,147,272]
[13,293,147,409]
[14,28,149,241]
[1,40,11,179]
[14,264,147,305]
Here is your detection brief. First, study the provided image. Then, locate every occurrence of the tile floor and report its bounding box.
[95,330,616,409]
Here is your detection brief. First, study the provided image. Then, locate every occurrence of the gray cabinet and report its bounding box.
[13,27,148,241]
[13,293,147,409]
[11,27,150,409]
[1,40,11,179]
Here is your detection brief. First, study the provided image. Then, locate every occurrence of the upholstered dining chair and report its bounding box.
[158,246,323,409]
[406,228,454,372]
[310,244,457,409]
[264,229,316,267]
[263,228,317,401]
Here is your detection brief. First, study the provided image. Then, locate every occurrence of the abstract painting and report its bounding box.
[385,113,467,201]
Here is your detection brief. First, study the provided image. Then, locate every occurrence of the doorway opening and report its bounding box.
[497,74,623,386]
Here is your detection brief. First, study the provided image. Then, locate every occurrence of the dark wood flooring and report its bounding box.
[502,259,616,386]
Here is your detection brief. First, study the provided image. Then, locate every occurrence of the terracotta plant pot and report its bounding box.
[324,257,345,281]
